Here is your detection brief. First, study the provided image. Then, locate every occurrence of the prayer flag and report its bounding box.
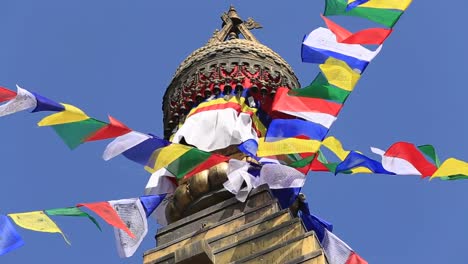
[322,229,368,264]
[139,194,167,217]
[166,148,228,179]
[109,199,148,258]
[122,135,170,166]
[45,207,102,231]
[38,103,89,126]
[103,131,152,161]
[298,202,333,242]
[145,168,177,196]
[324,0,407,28]
[0,215,24,256]
[321,15,392,45]
[266,119,328,142]
[321,137,372,174]
[0,85,37,117]
[335,151,394,175]
[272,87,341,128]
[31,92,65,112]
[431,158,468,180]
[371,142,437,177]
[319,58,361,91]
[77,202,135,238]
[302,27,382,72]
[84,115,131,142]
[0,87,17,103]
[289,73,351,103]
[145,144,192,173]
[8,211,70,245]
[257,137,321,157]
[52,118,107,149]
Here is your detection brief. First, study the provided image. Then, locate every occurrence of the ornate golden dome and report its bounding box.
[162,6,300,138]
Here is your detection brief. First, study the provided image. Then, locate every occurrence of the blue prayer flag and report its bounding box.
[299,202,333,242]
[335,151,395,175]
[122,135,170,166]
[266,119,328,142]
[31,92,65,113]
[139,194,167,217]
[0,215,24,256]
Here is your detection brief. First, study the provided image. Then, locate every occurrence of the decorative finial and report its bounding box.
[211,6,261,43]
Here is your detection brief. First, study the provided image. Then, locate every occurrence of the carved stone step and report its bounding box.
[212,218,306,263]
[207,209,294,250]
[233,231,324,264]
[285,250,328,264]
[156,184,275,245]
[144,198,280,264]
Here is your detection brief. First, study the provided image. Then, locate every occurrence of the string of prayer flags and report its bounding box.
[45,207,102,231]
[77,202,135,239]
[301,27,382,73]
[324,0,411,28]
[8,211,71,245]
[0,85,37,117]
[321,15,392,45]
[0,215,24,256]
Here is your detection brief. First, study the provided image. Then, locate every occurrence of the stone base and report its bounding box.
[143,185,327,264]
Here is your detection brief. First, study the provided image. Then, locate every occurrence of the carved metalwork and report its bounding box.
[162,6,300,139]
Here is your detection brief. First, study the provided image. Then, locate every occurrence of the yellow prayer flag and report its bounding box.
[431,158,468,179]
[319,58,361,92]
[38,103,89,126]
[322,136,372,174]
[8,211,70,245]
[257,138,321,157]
[348,0,412,11]
[145,144,192,173]
[322,136,350,160]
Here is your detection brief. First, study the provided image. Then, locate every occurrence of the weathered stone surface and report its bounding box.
[212,218,305,263]
[143,199,280,263]
[233,232,323,264]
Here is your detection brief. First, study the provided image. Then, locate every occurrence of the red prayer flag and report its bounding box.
[385,142,438,177]
[0,87,17,103]
[84,115,131,142]
[321,14,392,45]
[77,201,135,238]
[346,252,368,264]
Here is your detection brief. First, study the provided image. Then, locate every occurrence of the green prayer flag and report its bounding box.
[166,148,212,179]
[52,118,107,149]
[45,207,102,231]
[289,73,350,103]
[418,145,441,168]
[324,0,403,28]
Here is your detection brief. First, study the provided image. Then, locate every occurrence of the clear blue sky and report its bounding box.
[0,1,466,263]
